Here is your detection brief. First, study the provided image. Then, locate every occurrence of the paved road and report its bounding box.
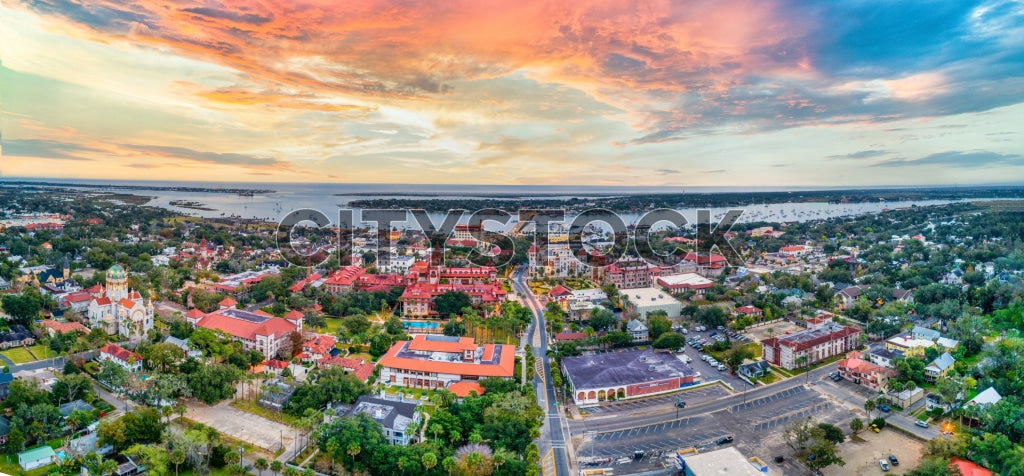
[514,268,571,476]
[572,362,840,434]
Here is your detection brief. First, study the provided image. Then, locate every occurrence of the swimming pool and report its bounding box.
[56,450,70,462]
[402,321,440,329]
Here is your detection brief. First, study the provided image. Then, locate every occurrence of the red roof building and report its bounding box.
[98,344,142,372]
[838,354,896,392]
[301,335,337,362]
[39,319,89,336]
[323,265,366,294]
[379,335,515,389]
[762,323,861,370]
[318,355,376,381]
[218,297,238,309]
[447,381,485,398]
[734,305,763,317]
[190,308,300,358]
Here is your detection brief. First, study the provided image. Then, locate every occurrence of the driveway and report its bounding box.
[186,400,299,455]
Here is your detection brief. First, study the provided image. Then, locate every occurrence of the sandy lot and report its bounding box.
[824,429,923,476]
[186,400,297,452]
[744,321,803,342]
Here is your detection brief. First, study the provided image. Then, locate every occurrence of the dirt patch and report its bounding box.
[824,429,923,476]
[745,321,802,342]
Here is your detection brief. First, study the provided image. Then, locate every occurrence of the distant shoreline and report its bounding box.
[0,180,275,195]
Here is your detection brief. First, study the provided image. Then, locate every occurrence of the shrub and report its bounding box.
[871,418,887,429]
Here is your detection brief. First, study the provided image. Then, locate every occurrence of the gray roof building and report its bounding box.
[347,396,421,446]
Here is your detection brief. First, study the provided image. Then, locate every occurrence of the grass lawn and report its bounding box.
[321,317,344,334]
[787,354,846,375]
[756,372,780,385]
[1,346,40,364]
[230,399,301,427]
[0,456,49,476]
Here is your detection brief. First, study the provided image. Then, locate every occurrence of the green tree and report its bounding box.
[169,449,186,476]
[270,460,284,476]
[647,312,672,340]
[849,417,864,436]
[864,399,877,419]
[816,422,845,444]
[434,291,473,316]
[805,427,845,472]
[253,457,269,476]
[652,332,687,350]
[422,452,438,472]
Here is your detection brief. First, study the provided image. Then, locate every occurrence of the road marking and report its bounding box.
[541,449,557,476]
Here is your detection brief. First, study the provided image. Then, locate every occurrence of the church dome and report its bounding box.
[107,264,126,280]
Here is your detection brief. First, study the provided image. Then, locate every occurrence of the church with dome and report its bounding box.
[86,264,155,338]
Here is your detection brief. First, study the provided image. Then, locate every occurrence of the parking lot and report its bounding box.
[675,329,755,390]
[582,384,730,415]
[823,430,924,476]
[573,377,861,473]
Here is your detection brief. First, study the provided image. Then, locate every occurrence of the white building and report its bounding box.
[86,265,155,338]
[624,287,682,318]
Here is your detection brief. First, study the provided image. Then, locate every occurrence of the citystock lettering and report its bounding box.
[276,207,746,270]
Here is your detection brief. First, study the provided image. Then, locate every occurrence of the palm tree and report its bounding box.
[346,442,361,466]
[865,399,876,419]
[162,405,174,425]
[253,457,269,476]
[301,469,314,476]
[283,466,300,476]
[430,423,444,442]
[270,460,284,476]
[442,456,456,476]
[325,440,339,468]
[422,452,438,472]
[170,449,186,476]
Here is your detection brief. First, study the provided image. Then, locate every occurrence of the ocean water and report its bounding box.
[2,178,1013,227]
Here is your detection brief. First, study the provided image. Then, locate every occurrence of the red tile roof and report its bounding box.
[379,338,514,378]
[549,285,572,297]
[284,310,304,321]
[447,381,485,398]
[100,343,141,363]
[407,334,477,353]
[735,305,762,315]
[554,331,588,341]
[318,356,375,381]
[683,252,727,268]
[324,265,365,286]
[950,458,992,476]
[196,309,296,340]
[40,319,89,334]
[218,297,237,308]
[185,309,205,319]
[94,297,111,306]
[264,359,289,369]
[838,357,892,376]
[84,284,103,294]
[302,335,337,355]
[118,298,138,309]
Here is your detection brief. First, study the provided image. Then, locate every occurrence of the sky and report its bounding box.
[1,0,1023,187]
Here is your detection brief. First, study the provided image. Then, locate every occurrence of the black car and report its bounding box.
[716,436,734,445]
[676,401,687,408]
[888,455,899,466]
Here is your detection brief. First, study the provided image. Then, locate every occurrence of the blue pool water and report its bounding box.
[56,450,70,461]
[402,321,440,329]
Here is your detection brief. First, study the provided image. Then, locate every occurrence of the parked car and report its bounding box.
[681,328,688,334]
[716,436,733,445]
[676,401,687,408]
[717,325,725,331]
[879,459,890,471]
[870,424,881,433]
[717,364,728,371]
[888,455,899,466]
[915,420,929,428]
[709,332,717,337]
[878,404,891,412]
